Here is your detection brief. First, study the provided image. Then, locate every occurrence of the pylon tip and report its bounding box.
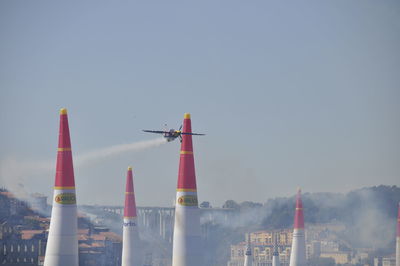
[60,108,67,115]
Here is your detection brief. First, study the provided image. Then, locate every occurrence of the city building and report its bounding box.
[79,229,122,266]
[320,252,350,264]
[0,221,47,265]
[228,229,292,266]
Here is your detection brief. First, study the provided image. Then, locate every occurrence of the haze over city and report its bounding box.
[1,0,399,208]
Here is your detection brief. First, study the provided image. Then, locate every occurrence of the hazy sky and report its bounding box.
[1,1,399,207]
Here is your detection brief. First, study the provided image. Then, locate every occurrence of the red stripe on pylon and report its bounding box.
[124,167,137,218]
[177,114,197,190]
[397,202,400,237]
[54,109,75,187]
[294,189,304,229]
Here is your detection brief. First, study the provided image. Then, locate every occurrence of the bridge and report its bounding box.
[99,206,236,242]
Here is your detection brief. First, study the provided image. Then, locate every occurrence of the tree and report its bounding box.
[222,200,240,209]
[200,201,211,208]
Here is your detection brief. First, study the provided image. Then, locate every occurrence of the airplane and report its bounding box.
[143,125,205,142]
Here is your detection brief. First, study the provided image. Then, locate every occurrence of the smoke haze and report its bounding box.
[0,138,167,198]
[210,187,399,249]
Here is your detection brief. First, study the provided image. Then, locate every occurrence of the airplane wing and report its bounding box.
[142,130,167,134]
[181,132,206,136]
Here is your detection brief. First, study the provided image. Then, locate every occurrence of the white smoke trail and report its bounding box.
[74,138,167,167]
[0,138,167,197]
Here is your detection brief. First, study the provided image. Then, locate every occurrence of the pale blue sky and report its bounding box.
[1,1,399,206]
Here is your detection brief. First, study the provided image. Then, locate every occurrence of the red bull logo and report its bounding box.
[177,195,198,206]
[55,193,76,205]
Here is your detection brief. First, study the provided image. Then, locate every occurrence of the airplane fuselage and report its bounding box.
[143,127,204,143]
[164,129,180,142]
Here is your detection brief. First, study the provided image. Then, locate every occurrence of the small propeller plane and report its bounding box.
[143,125,205,142]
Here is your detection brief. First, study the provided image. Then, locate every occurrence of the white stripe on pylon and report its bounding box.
[289,228,306,266]
[172,191,202,266]
[44,189,78,266]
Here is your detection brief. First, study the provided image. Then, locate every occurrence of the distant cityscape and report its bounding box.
[1,185,399,266]
[0,109,399,266]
